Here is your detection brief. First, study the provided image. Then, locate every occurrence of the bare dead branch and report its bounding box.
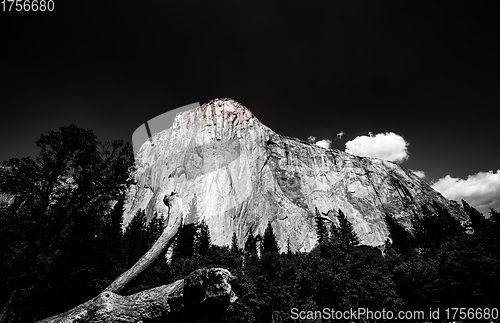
[36,268,236,323]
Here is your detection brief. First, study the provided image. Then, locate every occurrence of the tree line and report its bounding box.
[1,125,500,323]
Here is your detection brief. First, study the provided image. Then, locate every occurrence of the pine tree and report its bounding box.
[418,203,442,246]
[196,219,211,255]
[256,234,263,257]
[123,209,149,266]
[244,232,257,258]
[231,232,239,252]
[490,208,500,224]
[462,200,486,230]
[172,224,196,260]
[330,223,340,241]
[384,213,414,256]
[433,201,464,237]
[337,209,359,247]
[147,212,165,247]
[315,208,328,247]
[172,196,199,259]
[421,201,464,245]
[411,214,434,250]
[109,194,125,243]
[262,221,279,254]
[0,126,135,322]
[106,194,125,268]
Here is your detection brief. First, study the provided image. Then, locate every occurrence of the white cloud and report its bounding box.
[336,131,345,140]
[411,170,426,179]
[431,170,500,215]
[345,132,409,163]
[315,139,331,149]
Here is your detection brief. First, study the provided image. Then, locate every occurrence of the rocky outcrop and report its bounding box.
[124,98,468,252]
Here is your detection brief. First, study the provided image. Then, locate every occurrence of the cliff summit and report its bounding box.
[124,98,468,252]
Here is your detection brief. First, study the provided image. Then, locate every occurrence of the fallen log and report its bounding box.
[36,267,237,323]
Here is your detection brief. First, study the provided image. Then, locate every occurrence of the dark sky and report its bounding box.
[1,1,499,210]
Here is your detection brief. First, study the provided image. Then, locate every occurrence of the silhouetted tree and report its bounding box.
[315,208,328,247]
[262,221,279,254]
[172,225,196,260]
[0,125,134,322]
[231,232,239,253]
[123,209,149,266]
[147,212,165,247]
[462,199,487,230]
[490,208,500,224]
[422,201,464,245]
[172,196,199,260]
[337,209,359,247]
[196,218,211,255]
[104,194,126,274]
[384,213,414,256]
[109,194,125,249]
[330,220,341,243]
[256,234,263,257]
[287,238,293,257]
[244,233,257,258]
[411,214,435,250]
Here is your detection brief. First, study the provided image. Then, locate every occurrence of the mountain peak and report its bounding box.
[164,98,265,145]
[204,98,253,115]
[125,98,469,252]
[170,98,253,125]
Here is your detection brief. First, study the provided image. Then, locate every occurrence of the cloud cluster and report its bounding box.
[315,139,332,149]
[307,130,345,149]
[345,132,409,163]
[431,170,500,215]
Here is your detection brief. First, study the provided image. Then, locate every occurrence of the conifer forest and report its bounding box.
[1,126,499,323]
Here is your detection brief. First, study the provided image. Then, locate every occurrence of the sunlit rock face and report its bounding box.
[124,98,468,252]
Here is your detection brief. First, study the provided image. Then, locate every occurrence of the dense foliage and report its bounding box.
[1,125,499,323]
[0,125,134,322]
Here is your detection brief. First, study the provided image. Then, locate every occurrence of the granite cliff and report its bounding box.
[124,98,468,252]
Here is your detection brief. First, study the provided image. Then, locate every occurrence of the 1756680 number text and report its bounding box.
[2,0,54,11]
